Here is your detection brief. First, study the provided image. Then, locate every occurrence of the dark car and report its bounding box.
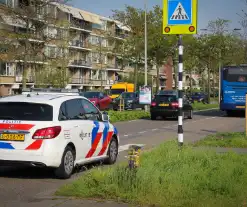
[80,91,112,110]
[150,91,193,120]
[112,92,144,110]
[190,92,209,103]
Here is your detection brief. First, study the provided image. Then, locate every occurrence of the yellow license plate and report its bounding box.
[236,106,245,109]
[0,134,25,141]
[159,103,169,106]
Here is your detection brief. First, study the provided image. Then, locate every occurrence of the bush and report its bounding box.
[108,110,150,123]
[56,141,247,206]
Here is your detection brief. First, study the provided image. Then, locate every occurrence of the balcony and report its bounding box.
[15,76,34,83]
[70,18,92,32]
[0,76,15,84]
[69,78,117,86]
[69,59,92,68]
[16,55,45,63]
[69,40,91,50]
[70,78,90,84]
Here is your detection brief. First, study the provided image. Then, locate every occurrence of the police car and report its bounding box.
[0,88,119,179]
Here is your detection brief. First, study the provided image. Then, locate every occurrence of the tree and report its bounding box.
[147,5,177,93]
[0,0,70,88]
[112,6,146,90]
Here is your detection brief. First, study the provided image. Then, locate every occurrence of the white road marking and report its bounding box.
[139,131,147,134]
[152,128,158,131]
[119,144,145,152]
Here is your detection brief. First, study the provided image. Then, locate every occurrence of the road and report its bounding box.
[0,109,245,207]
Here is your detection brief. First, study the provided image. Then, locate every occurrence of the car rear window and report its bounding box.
[0,102,53,121]
[155,95,177,102]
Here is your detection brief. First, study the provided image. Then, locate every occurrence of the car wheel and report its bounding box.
[104,138,118,165]
[188,110,193,119]
[54,146,75,179]
[151,114,156,120]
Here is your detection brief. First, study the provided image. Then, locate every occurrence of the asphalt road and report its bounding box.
[0,109,245,207]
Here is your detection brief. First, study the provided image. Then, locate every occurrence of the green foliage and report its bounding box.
[194,132,247,148]
[108,110,150,123]
[121,71,152,89]
[56,140,247,206]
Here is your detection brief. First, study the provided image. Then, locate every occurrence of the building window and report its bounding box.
[0,62,14,76]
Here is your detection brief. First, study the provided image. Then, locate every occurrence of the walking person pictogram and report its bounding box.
[170,2,189,20]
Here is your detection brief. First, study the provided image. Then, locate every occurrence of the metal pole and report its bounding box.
[178,35,183,147]
[144,0,148,111]
[218,50,221,104]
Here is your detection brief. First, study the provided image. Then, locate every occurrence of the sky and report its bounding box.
[70,0,246,31]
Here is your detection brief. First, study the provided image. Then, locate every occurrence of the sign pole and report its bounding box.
[163,0,197,148]
[178,34,184,147]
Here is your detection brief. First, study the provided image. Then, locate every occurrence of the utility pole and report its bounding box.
[144,0,148,111]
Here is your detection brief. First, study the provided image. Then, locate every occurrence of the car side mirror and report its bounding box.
[101,111,109,122]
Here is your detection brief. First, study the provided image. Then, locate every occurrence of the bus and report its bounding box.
[220,65,247,116]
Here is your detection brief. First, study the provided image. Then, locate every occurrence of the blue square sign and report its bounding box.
[167,0,192,25]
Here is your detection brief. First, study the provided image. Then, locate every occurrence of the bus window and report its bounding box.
[223,67,247,82]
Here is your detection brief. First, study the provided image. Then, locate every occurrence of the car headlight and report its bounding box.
[127,100,133,103]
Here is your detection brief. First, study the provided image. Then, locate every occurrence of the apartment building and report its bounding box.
[0,0,132,94]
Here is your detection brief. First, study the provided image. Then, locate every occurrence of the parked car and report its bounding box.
[80,91,112,110]
[190,92,209,103]
[150,90,193,120]
[112,92,145,110]
[0,88,119,179]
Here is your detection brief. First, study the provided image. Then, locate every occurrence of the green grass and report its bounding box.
[108,110,150,123]
[194,132,247,148]
[192,102,219,111]
[107,102,218,123]
[56,141,247,207]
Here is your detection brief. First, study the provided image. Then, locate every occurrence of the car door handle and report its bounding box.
[74,125,79,128]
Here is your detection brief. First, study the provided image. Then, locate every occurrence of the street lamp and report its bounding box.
[199,28,241,104]
[144,0,148,111]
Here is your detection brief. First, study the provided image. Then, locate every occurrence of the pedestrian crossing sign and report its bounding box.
[163,0,198,35]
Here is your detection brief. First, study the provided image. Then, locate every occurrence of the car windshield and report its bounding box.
[83,92,100,98]
[0,102,53,121]
[111,89,125,95]
[158,90,177,96]
[122,93,135,99]
[192,92,202,96]
[155,95,177,102]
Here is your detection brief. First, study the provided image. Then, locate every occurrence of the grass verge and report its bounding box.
[108,110,149,123]
[56,141,247,207]
[192,102,218,111]
[194,132,247,148]
[107,102,218,123]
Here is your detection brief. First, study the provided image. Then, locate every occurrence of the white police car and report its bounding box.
[0,88,119,179]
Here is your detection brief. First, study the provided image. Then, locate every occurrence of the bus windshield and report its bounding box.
[223,67,247,82]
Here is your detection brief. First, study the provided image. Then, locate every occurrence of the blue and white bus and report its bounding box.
[220,65,247,116]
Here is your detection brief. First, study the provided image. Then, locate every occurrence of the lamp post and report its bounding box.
[199,28,241,104]
[144,0,148,111]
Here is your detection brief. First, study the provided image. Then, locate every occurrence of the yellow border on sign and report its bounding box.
[163,0,198,35]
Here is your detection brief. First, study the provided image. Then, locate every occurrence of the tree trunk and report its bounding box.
[207,58,211,104]
[156,64,160,93]
[190,68,192,95]
[213,65,215,100]
[100,39,103,91]
[172,56,177,90]
[22,40,28,89]
[134,60,138,91]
